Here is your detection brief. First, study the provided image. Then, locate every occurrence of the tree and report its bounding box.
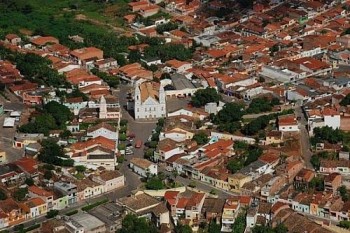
[174,224,192,233]
[44,170,53,180]
[309,176,324,191]
[13,187,28,201]
[340,94,350,106]
[242,115,271,136]
[75,165,86,173]
[38,139,74,167]
[232,214,246,233]
[338,185,350,202]
[227,159,243,174]
[274,223,288,233]
[120,119,128,127]
[117,214,157,233]
[128,50,141,63]
[146,175,164,190]
[208,220,221,233]
[44,101,72,128]
[60,130,72,139]
[0,189,7,200]
[246,97,276,114]
[193,132,209,145]
[119,133,127,141]
[25,178,34,186]
[156,22,178,34]
[312,126,344,144]
[46,210,59,219]
[338,220,350,229]
[215,103,245,123]
[191,88,222,107]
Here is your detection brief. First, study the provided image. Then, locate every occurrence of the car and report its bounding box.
[135,140,142,148]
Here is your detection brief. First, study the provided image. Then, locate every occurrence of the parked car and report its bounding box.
[135,140,142,148]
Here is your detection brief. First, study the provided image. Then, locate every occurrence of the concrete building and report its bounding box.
[134,81,166,120]
[66,212,106,233]
[87,122,118,141]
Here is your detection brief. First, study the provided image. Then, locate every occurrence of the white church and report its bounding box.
[134,81,166,120]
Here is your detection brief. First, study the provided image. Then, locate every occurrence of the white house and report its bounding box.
[86,122,118,140]
[134,81,166,120]
[167,107,208,120]
[91,170,125,192]
[323,108,340,130]
[130,158,158,177]
[278,114,299,132]
[164,59,192,73]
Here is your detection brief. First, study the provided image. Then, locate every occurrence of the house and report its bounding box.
[117,192,170,227]
[160,127,194,142]
[265,131,282,145]
[68,136,117,170]
[22,91,43,106]
[53,181,78,206]
[75,178,104,202]
[14,157,38,178]
[165,59,192,73]
[202,198,225,223]
[324,173,342,194]
[130,158,158,177]
[5,34,21,45]
[167,107,208,120]
[89,203,123,232]
[21,197,48,219]
[30,36,59,47]
[66,212,106,233]
[91,170,125,192]
[118,63,153,84]
[228,173,252,193]
[138,5,160,18]
[86,122,118,140]
[70,47,104,66]
[221,197,241,232]
[0,198,25,226]
[28,186,54,210]
[278,114,299,132]
[157,138,184,161]
[320,159,350,175]
[294,168,315,190]
[260,176,285,198]
[134,81,166,120]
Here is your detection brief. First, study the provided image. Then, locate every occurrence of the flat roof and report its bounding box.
[3,117,15,128]
[10,111,21,117]
[70,212,105,231]
[171,73,195,90]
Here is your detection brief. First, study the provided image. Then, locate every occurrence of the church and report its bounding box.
[134,81,166,120]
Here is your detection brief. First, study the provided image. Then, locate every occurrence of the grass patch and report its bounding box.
[65,209,79,216]
[81,198,109,211]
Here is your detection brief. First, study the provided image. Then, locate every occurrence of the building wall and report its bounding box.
[278,124,299,132]
[324,115,340,130]
[87,128,117,140]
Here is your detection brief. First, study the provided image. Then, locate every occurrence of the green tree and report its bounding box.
[208,220,221,233]
[75,165,86,173]
[246,97,278,114]
[120,119,128,127]
[128,50,141,63]
[312,126,344,144]
[44,101,72,128]
[60,130,72,139]
[193,132,209,145]
[46,210,59,219]
[13,187,28,201]
[25,178,34,186]
[232,214,246,233]
[214,103,245,123]
[191,88,221,107]
[38,139,74,167]
[44,170,53,180]
[340,94,350,106]
[338,220,350,229]
[0,189,7,200]
[338,185,350,202]
[146,175,164,190]
[309,176,324,191]
[156,22,178,34]
[117,214,157,233]
[174,224,192,233]
[227,158,244,174]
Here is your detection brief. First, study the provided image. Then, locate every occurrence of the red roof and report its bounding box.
[28,185,53,197]
[14,157,37,174]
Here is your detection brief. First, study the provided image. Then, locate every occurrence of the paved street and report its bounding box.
[0,90,25,164]
[295,105,313,168]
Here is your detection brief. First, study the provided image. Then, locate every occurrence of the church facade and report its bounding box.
[134,81,166,120]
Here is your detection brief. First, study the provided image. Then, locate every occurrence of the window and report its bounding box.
[289,127,292,129]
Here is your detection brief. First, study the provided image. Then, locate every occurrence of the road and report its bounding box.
[295,105,313,168]
[0,90,25,164]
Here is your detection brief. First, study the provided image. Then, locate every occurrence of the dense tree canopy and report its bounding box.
[156,22,178,34]
[213,102,245,133]
[145,175,164,190]
[193,132,209,145]
[38,139,74,167]
[246,97,280,114]
[311,126,344,145]
[191,88,222,107]
[340,94,350,106]
[117,214,157,233]
[242,115,271,136]
[232,214,246,233]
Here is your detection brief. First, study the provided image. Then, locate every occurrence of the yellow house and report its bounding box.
[228,173,252,192]
[265,131,282,145]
